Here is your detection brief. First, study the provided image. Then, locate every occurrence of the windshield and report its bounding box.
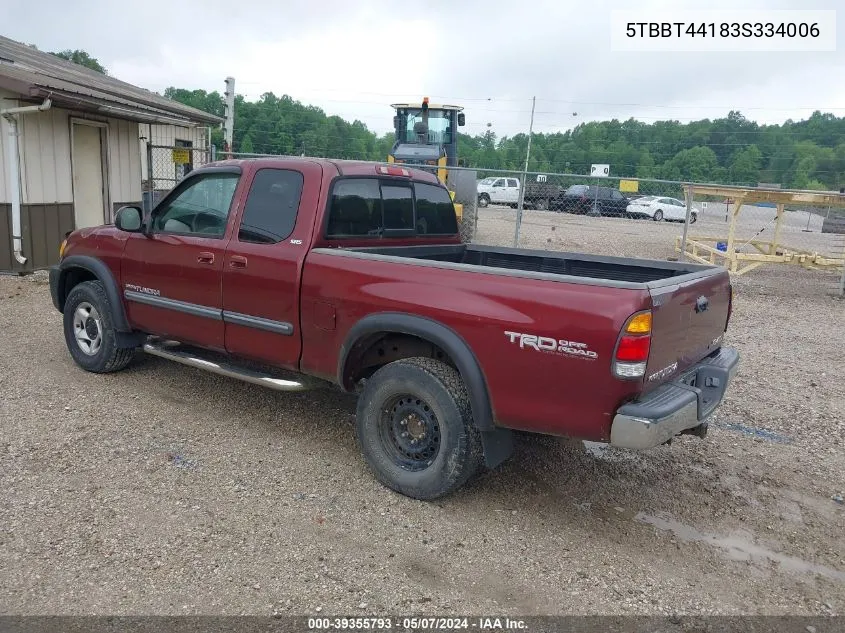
[402,108,452,144]
[634,196,656,203]
[479,178,495,185]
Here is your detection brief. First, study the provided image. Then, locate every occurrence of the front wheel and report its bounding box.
[355,357,484,500]
[653,209,664,222]
[535,199,549,211]
[478,194,490,208]
[63,281,136,373]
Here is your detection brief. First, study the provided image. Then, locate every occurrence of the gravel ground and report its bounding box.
[475,204,845,260]
[0,240,843,616]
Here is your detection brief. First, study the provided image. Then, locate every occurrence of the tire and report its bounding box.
[536,199,549,211]
[653,209,664,222]
[62,280,136,373]
[355,357,484,500]
[478,194,490,208]
[690,213,697,224]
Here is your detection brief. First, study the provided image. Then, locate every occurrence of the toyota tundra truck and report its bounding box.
[49,158,739,500]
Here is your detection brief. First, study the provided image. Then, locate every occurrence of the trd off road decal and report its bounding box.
[125,284,161,296]
[504,331,597,360]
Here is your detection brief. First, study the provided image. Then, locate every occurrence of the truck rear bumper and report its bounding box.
[610,346,740,449]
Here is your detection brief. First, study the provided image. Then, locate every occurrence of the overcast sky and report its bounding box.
[4,0,844,138]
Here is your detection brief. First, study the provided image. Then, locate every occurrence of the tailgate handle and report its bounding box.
[695,296,709,313]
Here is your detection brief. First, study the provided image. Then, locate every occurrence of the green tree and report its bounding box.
[49,49,107,74]
[727,145,762,185]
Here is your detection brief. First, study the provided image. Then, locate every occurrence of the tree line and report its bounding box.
[25,46,845,189]
[164,88,845,190]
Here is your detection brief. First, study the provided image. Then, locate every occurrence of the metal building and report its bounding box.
[0,36,223,273]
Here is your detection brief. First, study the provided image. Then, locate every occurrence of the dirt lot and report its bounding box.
[1,227,843,615]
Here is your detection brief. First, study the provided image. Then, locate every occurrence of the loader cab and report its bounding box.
[389,100,465,184]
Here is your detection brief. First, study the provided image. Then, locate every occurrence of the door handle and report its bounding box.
[197,251,215,264]
[229,255,248,269]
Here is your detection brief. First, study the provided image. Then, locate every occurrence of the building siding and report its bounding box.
[0,203,74,272]
[18,107,73,205]
[107,118,142,220]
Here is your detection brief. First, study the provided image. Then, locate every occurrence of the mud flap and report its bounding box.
[480,427,514,469]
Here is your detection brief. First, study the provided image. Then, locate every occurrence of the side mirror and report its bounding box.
[458,113,466,127]
[393,115,400,129]
[115,205,143,232]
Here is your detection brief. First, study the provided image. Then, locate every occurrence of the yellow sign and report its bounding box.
[172,148,190,165]
[619,179,639,193]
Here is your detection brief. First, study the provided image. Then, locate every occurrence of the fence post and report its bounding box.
[679,183,693,262]
[839,237,845,297]
[145,141,154,214]
[513,96,536,248]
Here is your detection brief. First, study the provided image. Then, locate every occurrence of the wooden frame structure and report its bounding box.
[675,184,845,276]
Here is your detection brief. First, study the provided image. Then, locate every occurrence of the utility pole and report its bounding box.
[513,96,536,248]
[223,76,235,158]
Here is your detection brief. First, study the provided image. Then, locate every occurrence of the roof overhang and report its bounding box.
[0,70,223,127]
[27,86,216,126]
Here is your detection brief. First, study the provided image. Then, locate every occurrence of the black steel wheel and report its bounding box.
[378,394,442,472]
[355,357,484,500]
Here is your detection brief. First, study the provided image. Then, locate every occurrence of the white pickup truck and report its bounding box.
[476,176,521,207]
[477,175,563,210]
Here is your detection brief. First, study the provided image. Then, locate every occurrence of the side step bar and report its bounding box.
[143,340,309,392]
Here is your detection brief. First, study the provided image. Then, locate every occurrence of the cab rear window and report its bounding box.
[326,178,458,238]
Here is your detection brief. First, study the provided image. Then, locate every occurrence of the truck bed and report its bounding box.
[336,243,717,287]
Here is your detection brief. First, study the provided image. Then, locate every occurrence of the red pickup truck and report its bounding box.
[49,158,739,500]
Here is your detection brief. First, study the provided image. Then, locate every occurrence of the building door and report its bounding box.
[71,122,108,228]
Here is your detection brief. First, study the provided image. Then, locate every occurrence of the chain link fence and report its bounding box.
[199,149,845,294]
[457,167,845,292]
[143,144,213,212]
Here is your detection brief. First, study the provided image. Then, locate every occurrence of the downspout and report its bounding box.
[1,97,52,265]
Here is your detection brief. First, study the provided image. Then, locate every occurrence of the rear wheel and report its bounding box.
[653,209,664,222]
[62,281,136,373]
[355,357,484,500]
[536,198,549,211]
[478,194,490,208]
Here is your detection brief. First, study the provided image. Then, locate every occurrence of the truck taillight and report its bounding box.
[613,310,652,379]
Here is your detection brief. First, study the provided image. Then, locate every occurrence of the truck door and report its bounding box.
[121,169,241,350]
[507,178,520,204]
[222,163,322,370]
[491,178,506,204]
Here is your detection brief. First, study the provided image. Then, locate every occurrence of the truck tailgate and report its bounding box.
[644,271,731,389]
